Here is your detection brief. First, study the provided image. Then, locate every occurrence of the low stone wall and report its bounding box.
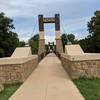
[61,53,100,79]
[0,56,38,84]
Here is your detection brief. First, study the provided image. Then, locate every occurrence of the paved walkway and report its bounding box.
[9,53,84,100]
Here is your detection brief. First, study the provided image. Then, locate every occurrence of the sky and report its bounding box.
[0,0,100,43]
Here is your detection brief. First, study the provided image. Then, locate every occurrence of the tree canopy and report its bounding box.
[61,34,78,51]
[79,11,100,53]
[87,11,100,52]
[0,12,19,57]
[29,34,39,54]
[19,41,25,47]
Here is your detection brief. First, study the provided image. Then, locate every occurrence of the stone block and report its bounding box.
[56,39,63,53]
[65,44,84,55]
[0,56,38,84]
[61,53,100,79]
[11,47,32,58]
[38,39,45,55]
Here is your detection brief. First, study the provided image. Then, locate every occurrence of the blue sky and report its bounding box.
[0,0,100,43]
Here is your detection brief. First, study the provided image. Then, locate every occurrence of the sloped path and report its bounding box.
[9,53,84,100]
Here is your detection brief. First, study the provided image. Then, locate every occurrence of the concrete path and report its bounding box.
[9,53,84,100]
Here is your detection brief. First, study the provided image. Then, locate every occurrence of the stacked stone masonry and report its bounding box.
[61,55,100,79]
[0,57,38,84]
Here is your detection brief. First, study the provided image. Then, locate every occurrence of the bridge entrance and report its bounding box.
[38,14,63,57]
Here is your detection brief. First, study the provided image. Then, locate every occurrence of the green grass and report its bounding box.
[1,78,100,100]
[73,77,100,100]
[0,83,22,100]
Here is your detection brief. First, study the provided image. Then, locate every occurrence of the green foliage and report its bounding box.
[0,12,14,33]
[86,11,100,53]
[88,11,100,34]
[78,36,95,53]
[79,11,100,53]
[61,34,67,48]
[61,34,78,51]
[73,77,100,100]
[19,41,25,47]
[0,83,22,100]
[0,48,5,57]
[0,12,19,57]
[29,34,39,54]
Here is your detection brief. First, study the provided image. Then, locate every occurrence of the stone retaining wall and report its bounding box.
[0,56,38,84]
[61,53,100,79]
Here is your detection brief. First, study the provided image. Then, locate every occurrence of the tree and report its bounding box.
[78,36,95,53]
[61,34,78,51]
[0,48,5,57]
[19,41,25,47]
[87,11,100,52]
[0,12,19,57]
[29,34,39,54]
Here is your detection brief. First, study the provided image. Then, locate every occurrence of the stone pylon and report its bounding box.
[55,14,63,53]
[38,31,45,55]
[55,31,63,53]
[38,14,63,56]
[38,15,45,59]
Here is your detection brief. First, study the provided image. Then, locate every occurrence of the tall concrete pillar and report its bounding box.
[55,14,63,53]
[38,15,45,55]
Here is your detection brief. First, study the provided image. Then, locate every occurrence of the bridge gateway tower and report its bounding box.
[38,14,63,57]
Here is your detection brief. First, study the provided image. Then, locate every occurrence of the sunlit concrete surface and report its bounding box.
[9,53,84,100]
[65,44,84,55]
[11,47,32,58]
[64,44,100,61]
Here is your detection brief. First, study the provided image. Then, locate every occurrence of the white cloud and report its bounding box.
[0,0,11,4]
[60,16,92,39]
[45,36,55,44]
[0,0,100,43]
[61,16,91,32]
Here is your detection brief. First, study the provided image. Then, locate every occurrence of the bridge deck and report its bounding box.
[9,53,84,100]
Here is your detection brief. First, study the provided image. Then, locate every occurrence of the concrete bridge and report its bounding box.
[9,53,84,100]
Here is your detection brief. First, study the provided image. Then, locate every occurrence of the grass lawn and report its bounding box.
[0,83,22,100]
[73,77,100,100]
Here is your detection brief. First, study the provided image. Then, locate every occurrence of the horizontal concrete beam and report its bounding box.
[0,55,37,65]
[61,53,100,61]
